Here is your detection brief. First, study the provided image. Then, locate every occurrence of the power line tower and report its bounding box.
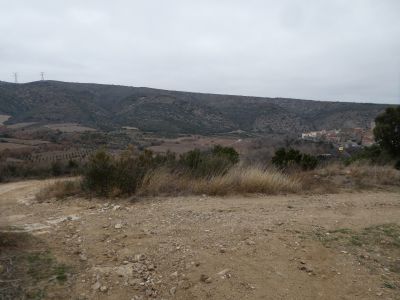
[40,72,45,81]
[13,72,18,83]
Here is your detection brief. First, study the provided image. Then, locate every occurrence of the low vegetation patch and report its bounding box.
[35,179,82,201]
[81,145,241,197]
[272,148,318,170]
[138,165,301,196]
[306,161,400,191]
[314,224,400,290]
[34,143,400,200]
[0,231,71,299]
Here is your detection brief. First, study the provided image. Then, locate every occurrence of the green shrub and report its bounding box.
[272,148,318,170]
[82,150,116,196]
[374,106,400,158]
[81,145,239,196]
[51,161,63,176]
[395,160,400,170]
[212,145,239,164]
[345,144,393,166]
[113,149,167,195]
[179,146,239,178]
[300,153,319,170]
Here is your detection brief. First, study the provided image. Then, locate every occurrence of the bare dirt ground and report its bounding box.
[0,179,399,300]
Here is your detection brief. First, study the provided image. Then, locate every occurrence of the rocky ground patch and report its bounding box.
[0,179,399,299]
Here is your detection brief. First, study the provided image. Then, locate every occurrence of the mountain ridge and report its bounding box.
[0,80,392,135]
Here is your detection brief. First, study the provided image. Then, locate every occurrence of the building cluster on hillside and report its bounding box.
[301,125,375,150]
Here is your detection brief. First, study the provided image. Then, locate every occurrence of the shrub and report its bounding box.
[81,145,239,196]
[300,153,319,170]
[212,145,239,164]
[36,180,82,201]
[272,148,318,170]
[82,150,116,196]
[395,160,400,170]
[374,106,400,158]
[345,144,393,166]
[82,148,177,196]
[51,161,63,176]
[179,146,239,178]
[113,149,166,195]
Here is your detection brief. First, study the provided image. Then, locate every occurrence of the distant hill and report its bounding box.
[0,80,391,135]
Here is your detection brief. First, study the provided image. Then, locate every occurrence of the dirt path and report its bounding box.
[0,179,399,299]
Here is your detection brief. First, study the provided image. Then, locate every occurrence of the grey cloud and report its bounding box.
[0,0,399,104]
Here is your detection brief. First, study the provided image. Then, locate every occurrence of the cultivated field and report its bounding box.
[147,135,253,154]
[0,115,10,125]
[0,179,399,299]
[44,123,96,133]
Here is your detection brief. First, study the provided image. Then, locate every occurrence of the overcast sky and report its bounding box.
[1,0,399,104]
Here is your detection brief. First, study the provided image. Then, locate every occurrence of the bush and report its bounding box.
[51,161,63,176]
[395,160,400,171]
[179,146,239,178]
[374,106,400,158]
[212,145,239,164]
[113,149,171,195]
[36,180,82,201]
[300,153,319,170]
[272,148,318,170]
[82,150,116,196]
[81,145,239,196]
[345,144,392,165]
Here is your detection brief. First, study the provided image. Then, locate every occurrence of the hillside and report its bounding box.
[0,80,390,134]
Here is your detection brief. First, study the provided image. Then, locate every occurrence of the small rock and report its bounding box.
[92,281,101,291]
[178,279,191,289]
[112,205,121,211]
[134,254,146,261]
[169,287,177,295]
[217,269,231,278]
[79,254,88,261]
[128,278,143,289]
[246,240,256,246]
[145,288,155,297]
[114,223,123,229]
[170,271,178,278]
[100,286,108,292]
[299,265,314,274]
[219,248,226,253]
[200,274,212,283]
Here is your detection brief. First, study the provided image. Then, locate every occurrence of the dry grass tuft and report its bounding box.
[303,162,400,192]
[138,165,302,196]
[35,179,81,201]
[345,163,400,187]
[138,168,195,196]
[201,166,302,195]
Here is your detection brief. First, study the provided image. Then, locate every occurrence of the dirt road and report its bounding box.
[0,179,399,299]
